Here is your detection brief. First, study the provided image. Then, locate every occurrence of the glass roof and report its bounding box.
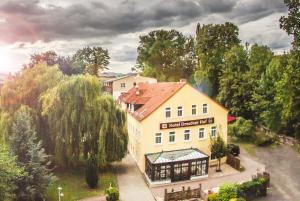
[146,148,208,164]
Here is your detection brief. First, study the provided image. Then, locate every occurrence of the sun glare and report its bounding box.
[0,48,13,71]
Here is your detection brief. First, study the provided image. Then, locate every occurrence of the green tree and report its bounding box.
[9,106,52,201]
[0,145,24,201]
[218,45,252,119]
[105,186,120,201]
[218,184,239,201]
[136,29,197,81]
[195,22,240,97]
[40,75,128,167]
[85,155,99,189]
[280,0,300,49]
[210,135,228,172]
[73,47,110,76]
[228,117,255,140]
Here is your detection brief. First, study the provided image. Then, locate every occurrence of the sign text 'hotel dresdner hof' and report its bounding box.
[160,117,214,130]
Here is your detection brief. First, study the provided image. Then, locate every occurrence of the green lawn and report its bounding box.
[46,168,117,201]
[233,141,257,157]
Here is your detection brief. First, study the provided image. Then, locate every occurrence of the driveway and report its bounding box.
[252,145,300,201]
[115,155,155,201]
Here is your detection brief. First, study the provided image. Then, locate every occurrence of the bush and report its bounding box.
[105,186,120,201]
[230,198,246,201]
[85,155,99,188]
[218,184,239,201]
[239,177,268,199]
[228,117,255,140]
[254,132,275,146]
[208,193,219,201]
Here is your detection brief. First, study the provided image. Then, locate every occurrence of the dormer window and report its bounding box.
[165,107,171,118]
[121,83,125,88]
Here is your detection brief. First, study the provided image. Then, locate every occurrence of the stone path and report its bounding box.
[116,155,156,201]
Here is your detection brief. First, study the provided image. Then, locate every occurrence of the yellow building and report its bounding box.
[119,81,228,184]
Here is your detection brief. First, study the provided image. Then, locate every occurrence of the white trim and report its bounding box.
[191,174,209,180]
[184,129,191,142]
[168,131,176,144]
[192,104,197,116]
[202,103,208,115]
[198,128,205,140]
[155,132,163,145]
[177,106,183,117]
[165,107,171,118]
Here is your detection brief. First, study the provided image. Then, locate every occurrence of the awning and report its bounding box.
[146,148,209,165]
[228,115,236,123]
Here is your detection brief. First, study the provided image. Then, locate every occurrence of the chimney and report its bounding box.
[135,85,140,95]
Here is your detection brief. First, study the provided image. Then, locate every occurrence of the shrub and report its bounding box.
[208,193,219,201]
[228,117,255,140]
[105,186,120,201]
[218,184,239,201]
[85,155,99,188]
[230,198,246,201]
[254,132,275,146]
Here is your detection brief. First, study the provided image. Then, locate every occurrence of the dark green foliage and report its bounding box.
[238,178,268,199]
[195,22,240,97]
[105,186,120,201]
[210,135,228,171]
[228,117,255,140]
[254,132,277,147]
[136,29,197,81]
[10,106,52,201]
[218,184,239,201]
[85,155,99,189]
[73,46,110,76]
[208,193,219,201]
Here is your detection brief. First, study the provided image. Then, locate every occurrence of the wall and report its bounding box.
[112,75,157,99]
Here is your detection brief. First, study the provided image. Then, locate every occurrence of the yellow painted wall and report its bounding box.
[127,84,228,173]
[112,75,157,99]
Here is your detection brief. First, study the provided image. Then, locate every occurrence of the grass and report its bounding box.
[46,168,117,201]
[233,141,257,157]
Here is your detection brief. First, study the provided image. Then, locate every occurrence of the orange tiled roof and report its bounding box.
[119,82,186,121]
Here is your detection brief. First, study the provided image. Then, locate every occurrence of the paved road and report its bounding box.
[253,145,300,201]
[116,155,155,201]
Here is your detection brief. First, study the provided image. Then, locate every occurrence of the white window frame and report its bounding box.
[169,131,176,143]
[184,130,191,142]
[192,105,197,115]
[199,128,205,139]
[203,104,208,114]
[177,106,183,117]
[155,133,162,145]
[211,126,217,138]
[165,107,171,118]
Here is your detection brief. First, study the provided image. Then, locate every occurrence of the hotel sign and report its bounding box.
[160,117,214,130]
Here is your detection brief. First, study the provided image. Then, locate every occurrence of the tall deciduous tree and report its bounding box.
[73,47,110,77]
[10,106,52,201]
[218,45,252,119]
[136,29,197,81]
[40,75,128,167]
[195,22,240,97]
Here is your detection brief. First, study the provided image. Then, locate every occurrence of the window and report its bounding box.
[165,107,171,118]
[121,83,125,88]
[211,126,217,137]
[192,105,197,115]
[203,104,208,114]
[169,131,175,143]
[184,130,191,141]
[155,133,162,144]
[177,106,183,117]
[199,128,205,139]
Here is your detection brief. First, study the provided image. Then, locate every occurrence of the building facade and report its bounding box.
[103,74,157,99]
[119,82,228,185]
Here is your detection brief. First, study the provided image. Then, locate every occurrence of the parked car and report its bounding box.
[228,143,240,156]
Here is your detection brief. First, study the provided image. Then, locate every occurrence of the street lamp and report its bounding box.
[58,186,64,201]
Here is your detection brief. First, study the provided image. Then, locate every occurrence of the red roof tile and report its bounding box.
[119,82,186,121]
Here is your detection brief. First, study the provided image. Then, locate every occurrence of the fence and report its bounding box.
[226,154,240,170]
[164,184,202,201]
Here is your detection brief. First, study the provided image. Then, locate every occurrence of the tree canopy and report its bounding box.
[136,29,197,81]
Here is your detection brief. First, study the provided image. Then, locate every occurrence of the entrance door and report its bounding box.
[171,163,190,182]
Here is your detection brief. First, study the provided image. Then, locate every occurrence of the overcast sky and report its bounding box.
[0,0,292,74]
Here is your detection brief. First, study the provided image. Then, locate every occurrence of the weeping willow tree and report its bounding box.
[40,75,128,168]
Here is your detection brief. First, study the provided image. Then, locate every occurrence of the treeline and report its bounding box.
[0,47,127,200]
[135,1,300,139]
